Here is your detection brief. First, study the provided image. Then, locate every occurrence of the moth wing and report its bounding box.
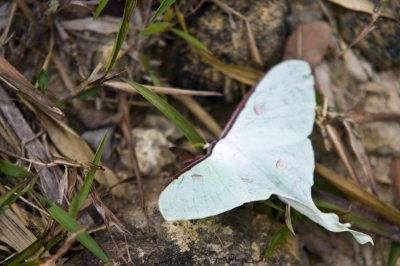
[225,139,314,203]
[226,60,315,148]
[159,142,248,221]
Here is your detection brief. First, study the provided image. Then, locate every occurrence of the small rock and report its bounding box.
[121,128,176,176]
[81,126,115,160]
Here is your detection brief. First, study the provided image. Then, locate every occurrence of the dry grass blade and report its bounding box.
[41,227,88,266]
[0,57,64,120]
[14,0,36,24]
[347,111,400,124]
[119,95,146,215]
[34,109,127,199]
[337,14,378,58]
[0,2,17,46]
[343,121,378,195]
[315,164,400,225]
[105,80,222,96]
[245,21,262,66]
[0,209,37,253]
[52,52,76,94]
[325,124,360,183]
[198,50,263,86]
[90,188,130,234]
[285,205,295,235]
[174,95,222,138]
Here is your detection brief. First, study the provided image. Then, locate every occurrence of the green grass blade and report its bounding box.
[38,69,49,92]
[69,131,107,217]
[36,193,111,263]
[169,28,210,53]
[140,22,171,35]
[388,242,400,266]
[0,159,32,178]
[5,235,45,266]
[93,0,110,18]
[0,185,22,214]
[151,0,176,22]
[0,178,35,214]
[104,0,136,74]
[264,226,291,258]
[127,81,206,150]
[13,260,43,266]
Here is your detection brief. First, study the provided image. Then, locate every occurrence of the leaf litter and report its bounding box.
[0,0,399,264]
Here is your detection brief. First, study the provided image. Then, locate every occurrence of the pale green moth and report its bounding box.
[159,60,373,245]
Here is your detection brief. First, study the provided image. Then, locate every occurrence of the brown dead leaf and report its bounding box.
[0,57,64,119]
[325,124,360,183]
[328,0,396,19]
[60,17,120,34]
[283,21,331,67]
[343,121,378,195]
[0,209,37,252]
[35,109,128,199]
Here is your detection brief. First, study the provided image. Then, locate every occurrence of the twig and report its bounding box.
[119,94,148,219]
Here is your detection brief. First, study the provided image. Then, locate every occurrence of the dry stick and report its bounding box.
[211,0,262,66]
[51,52,76,94]
[0,86,62,202]
[14,0,36,25]
[337,11,380,59]
[0,147,85,168]
[0,2,17,46]
[119,94,147,218]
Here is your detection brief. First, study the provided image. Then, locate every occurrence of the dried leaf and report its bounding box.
[35,110,127,199]
[343,121,378,195]
[0,209,37,252]
[283,21,331,67]
[325,124,360,183]
[328,0,396,18]
[60,17,120,34]
[0,57,64,119]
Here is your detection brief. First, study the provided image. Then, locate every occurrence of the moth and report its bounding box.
[159,60,372,245]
